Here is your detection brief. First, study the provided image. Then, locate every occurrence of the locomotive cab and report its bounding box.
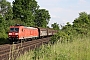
[8,25,39,43]
[8,26,20,42]
[9,28,19,37]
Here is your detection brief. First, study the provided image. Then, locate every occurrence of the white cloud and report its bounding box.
[78,0,87,4]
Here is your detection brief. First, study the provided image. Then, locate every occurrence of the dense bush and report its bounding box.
[50,12,90,44]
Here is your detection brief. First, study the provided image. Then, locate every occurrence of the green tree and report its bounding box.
[0,0,13,20]
[88,14,90,21]
[34,9,51,28]
[62,22,72,34]
[51,23,60,30]
[0,15,7,39]
[13,0,39,26]
[73,12,90,35]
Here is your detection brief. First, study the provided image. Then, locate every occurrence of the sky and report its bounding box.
[7,0,90,27]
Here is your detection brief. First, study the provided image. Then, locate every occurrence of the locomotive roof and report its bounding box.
[10,26,37,29]
[24,26,37,29]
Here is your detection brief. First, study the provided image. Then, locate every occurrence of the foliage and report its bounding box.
[50,30,73,44]
[34,9,51,28]
[13,0,51,27]
[50,12,90,44]
[13,0,39,26]
[50,32,60,44]
[51,23,60,30]
[72,12,90,35]
[61,12,90,38]
[0,15,8,44]
[0,0,13,20]
[16,36,90,60]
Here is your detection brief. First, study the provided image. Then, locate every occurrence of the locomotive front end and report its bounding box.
[8,27,19,42]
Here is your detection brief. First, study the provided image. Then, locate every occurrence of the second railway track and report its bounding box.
[0,37,51,60]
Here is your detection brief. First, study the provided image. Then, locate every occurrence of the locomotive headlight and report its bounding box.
[9,33,12,35]
[15,33,18,35]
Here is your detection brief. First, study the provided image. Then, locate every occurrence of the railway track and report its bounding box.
[0,37,51,60]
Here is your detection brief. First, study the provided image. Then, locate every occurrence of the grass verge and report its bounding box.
[16,36,90,60]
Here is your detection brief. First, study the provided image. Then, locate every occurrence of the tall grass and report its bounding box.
[16,36,90,60]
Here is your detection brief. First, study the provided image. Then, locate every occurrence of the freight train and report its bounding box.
[8,24,57,43]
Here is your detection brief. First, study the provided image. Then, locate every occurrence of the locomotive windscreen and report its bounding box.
[10,28,19,32]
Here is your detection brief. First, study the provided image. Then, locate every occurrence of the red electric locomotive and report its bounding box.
[8,24,39,42]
